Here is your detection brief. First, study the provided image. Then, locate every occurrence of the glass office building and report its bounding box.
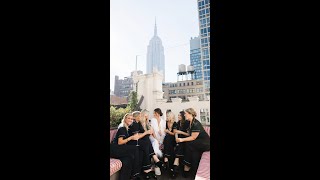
[197,0,210,95]
[190,36,202,80]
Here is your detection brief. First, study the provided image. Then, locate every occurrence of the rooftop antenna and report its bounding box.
[154,16,157,36]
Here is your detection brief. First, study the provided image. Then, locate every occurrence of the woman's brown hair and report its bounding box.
[185,108,197,118]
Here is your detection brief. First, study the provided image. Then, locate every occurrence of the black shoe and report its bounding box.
[144,172,151,180]
[182,170,190,178]
[170,169,177,179]
[163,161,169,171]
[155,161,165,171]
[131,173,142,180]
[173,165,179,173]
[150,171,157,179]
[132,175,141,180]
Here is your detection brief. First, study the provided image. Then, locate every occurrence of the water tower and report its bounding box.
[177,64,187,81]
[187,65,195,80]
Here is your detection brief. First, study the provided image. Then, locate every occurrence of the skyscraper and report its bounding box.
[197,0,210,95]
[114,71,142,98]
[146,19,165,82]
[190,36,202,80]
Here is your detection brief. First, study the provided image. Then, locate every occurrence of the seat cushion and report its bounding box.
[195,151,210,180]
[110,158,122,176]
[110,129,118,143]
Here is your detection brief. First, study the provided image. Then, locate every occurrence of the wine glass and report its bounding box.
[129,121,140,146]
[175,133,179,146]
[135,132,140,146]
[132,122,140,147]
[134,125,140,147]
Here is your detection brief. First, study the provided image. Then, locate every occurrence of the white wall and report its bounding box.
[132,71,210,125]
[155,98,210,125]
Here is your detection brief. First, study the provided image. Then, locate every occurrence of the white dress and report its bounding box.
[149,117,166,158]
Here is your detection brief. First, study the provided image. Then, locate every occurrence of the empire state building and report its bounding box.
[146,20,165,82]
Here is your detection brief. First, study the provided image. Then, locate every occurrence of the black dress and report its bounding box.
[174,120,190,157]
[127,121,154,171]
[136,121,156,158]
[110,127,141,179]
[163,121,177,168]
[181,119,210,170]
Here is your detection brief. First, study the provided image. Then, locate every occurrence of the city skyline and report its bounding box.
[110,0,199,91]
[197,0,211,95]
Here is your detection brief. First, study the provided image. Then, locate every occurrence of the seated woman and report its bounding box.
[163,111,178,177]
[132,111,164,176]
[172,111,190,177]
[176,108,210,178]
[127,111,163,179]
[110,113,141,180]
[149,108,166,158]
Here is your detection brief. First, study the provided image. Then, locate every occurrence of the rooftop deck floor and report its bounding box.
[149,168,196,180]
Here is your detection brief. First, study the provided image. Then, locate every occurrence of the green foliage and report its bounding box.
[110,106,131,128]
[128,91,139,111]
[109,91,139,128]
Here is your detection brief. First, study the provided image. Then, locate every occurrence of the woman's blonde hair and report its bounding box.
[166,111,176,123]
[118,113,132,130]
[185,108,197,118]
[140,109,149,131]
[132,111,141,120]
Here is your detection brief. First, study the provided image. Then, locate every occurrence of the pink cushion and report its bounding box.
[110,158,122,176]
[203,126,210,137]
[195,151,210,180]
[110,129,118,143]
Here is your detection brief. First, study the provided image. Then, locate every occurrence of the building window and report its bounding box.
[200,108,210,125]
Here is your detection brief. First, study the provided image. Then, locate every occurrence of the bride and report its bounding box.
[149,108,166,158]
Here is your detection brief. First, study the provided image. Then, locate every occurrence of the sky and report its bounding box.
[110,0,199,91]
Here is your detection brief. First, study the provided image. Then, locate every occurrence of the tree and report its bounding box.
[109,91,140,128]
[128,91,139,111]
[110,106,130,128]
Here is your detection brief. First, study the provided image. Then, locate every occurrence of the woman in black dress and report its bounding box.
[129,111,164,179]
[163,111,177,177]
[176,108,210,178]
[110,113,141,180]
[171,111,190,177]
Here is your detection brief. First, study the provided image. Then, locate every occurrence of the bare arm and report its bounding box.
[147,126,157,140]
[138,129,152,139]
[165,129,175,136]
[118,136,133,145]
[177,132,199,143]
[174,129,189,137]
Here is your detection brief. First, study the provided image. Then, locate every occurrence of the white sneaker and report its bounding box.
[154,167,161,176]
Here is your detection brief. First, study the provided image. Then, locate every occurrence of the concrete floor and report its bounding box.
[148,168,196,180]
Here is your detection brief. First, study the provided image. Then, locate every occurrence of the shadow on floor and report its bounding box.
[152,168,196,180]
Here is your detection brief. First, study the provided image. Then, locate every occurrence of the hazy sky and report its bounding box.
[110,0,199,91]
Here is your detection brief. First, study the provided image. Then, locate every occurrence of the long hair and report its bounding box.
[179,111,186,128]
[118,113,132,131]
[166,112,175,130]
[140,109,149,131]
[185,108,197,118]
[154,108,163,116]
[132,111,141,121]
